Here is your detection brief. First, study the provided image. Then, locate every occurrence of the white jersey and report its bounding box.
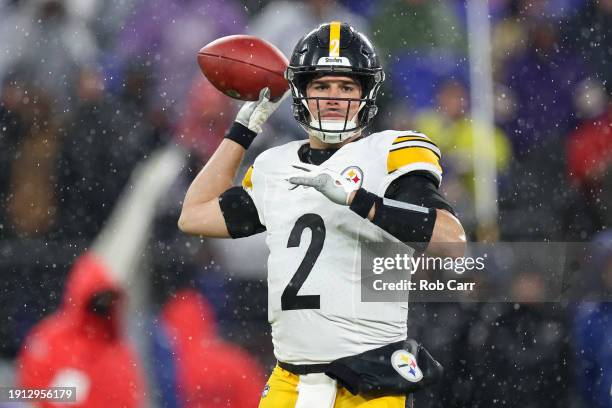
[241,130,442,364]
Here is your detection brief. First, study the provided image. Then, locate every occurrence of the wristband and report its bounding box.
[349,188,380,218]
[224,122,257,149]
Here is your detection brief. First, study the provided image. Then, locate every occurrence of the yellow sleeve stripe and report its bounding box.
[242,166,254,189]
[393,135,438,147]
[387,147,442,174]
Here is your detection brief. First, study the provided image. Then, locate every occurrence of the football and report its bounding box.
[197,35,289,101]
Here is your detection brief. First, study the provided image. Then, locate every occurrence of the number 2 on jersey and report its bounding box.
[281,214,326,311]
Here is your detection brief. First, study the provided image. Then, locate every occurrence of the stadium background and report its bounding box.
[0,0,611,406]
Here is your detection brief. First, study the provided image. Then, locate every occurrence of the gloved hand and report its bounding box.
[288,163,358,205]
[235,87,287,134]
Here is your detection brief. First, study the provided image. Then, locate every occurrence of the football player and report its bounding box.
[179,22,465,408]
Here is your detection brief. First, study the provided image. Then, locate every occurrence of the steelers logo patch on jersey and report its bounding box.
[391,350,423,383]
[341,166,364,188]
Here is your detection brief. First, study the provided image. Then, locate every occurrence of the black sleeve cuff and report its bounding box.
[224,122,257,149]
[385,172,456,216]
[372,201,437,250]
[219,186,265,238]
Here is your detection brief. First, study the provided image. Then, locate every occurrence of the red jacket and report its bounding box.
[16,253,145,408]
[175,77,233,162]
[567,106,612,186]
[161,289,265,407]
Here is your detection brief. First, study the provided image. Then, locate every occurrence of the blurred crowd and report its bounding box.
[0,0,611,407]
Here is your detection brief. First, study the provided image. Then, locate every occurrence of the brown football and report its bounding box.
[197,35,289,101]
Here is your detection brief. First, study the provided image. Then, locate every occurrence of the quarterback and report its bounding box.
[179,22,465,408]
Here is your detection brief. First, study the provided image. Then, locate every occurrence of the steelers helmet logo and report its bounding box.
[341,166,363,188]
[391,350,423,383]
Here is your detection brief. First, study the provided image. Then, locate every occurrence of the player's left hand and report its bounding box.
[288,164,358,205]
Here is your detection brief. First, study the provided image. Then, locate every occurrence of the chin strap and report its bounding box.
[305,126,360,144]
[305,112,362,143]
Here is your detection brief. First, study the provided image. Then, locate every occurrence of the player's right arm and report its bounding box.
[178,88,282,237]
[178,138,246,237]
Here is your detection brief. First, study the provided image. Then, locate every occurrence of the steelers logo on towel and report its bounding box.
[341,166,364,189]
[391,350,423,383]
[261,383,270,398]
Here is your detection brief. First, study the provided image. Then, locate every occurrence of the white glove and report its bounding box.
[288,163,358,205]
[235,88,287,134]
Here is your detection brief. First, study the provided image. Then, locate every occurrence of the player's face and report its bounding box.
[305,76,362,122]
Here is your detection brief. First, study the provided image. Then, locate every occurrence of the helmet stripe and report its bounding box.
[329,21,341,57]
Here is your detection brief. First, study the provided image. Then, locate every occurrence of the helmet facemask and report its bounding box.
[287,70,384,144]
